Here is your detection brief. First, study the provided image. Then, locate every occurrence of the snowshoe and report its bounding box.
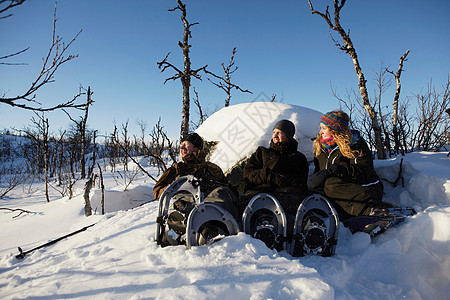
[290,194,339,257]
[155,175,239,248]
[242,193,287,251]
[186,202,239,248]
[346,205,416,237]
[156,175,203,246]
[156,175,240,248]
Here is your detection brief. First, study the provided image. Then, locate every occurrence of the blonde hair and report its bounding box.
[313,111,361,159]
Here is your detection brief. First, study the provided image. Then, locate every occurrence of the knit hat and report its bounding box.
[182,132,204,150]
[273,119,295,139]
[320,112,349,132]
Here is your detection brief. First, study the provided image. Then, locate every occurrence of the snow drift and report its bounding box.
[0,102,449,299]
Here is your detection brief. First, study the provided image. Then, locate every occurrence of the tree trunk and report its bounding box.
[43,117,50,202]
[88,130,97,177]
[98,163,105,215]
[83,175,93,217]
[391,50,410,155]
[80,86,92,179]
[180,0,192,140]
[342,34,385,159]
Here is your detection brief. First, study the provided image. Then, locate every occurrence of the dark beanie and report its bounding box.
[182,132,204,150]
[273,119,295,139]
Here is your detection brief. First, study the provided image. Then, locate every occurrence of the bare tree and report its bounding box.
[112,133,158,183]
[308,0,385,158]
[331,83,358,124]
[144,118,177,174]
[107,126,120,172]
[205,47,252,107]
[397,98,412,153]
[157,0,207,140]
[121,121,130,172]
[21,113,50,201]
[387,50,410,155]
[87,130,98,177]
[1,2,84,111]
[97,163,105,215]
[372,62,392,156]
[0,162,28,199]
[411,78,450,151]
[63,87,94,179]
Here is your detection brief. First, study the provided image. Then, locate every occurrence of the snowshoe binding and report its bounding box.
[242,193,287,251]
[290,194,339,257]
[346,205,416,237]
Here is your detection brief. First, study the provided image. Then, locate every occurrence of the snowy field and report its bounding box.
[1,103,449,299]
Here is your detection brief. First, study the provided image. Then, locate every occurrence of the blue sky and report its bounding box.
[1,0,449,139]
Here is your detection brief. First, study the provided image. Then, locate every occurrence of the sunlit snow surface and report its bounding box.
[1,103,449,299]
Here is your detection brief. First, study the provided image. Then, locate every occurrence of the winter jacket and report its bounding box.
[313,131,380,186]
[153,150,226,199]
[243,139,309,193]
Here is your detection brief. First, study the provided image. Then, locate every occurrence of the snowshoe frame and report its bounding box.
[242,193,288,250]
[186,202,239,248]
[290,193,339,257]
[155,175,239,248]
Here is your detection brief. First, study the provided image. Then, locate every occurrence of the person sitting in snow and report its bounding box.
[153,132,238,221]
[308,110,384,230]
[239,120,309,223]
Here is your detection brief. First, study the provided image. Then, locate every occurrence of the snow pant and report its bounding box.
[205,186,239,220]
[321,177,384,220]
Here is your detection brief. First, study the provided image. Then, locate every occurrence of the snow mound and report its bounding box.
[196,102,322,171]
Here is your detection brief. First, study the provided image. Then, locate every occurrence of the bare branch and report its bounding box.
[0,2,83,111]
[205,47,252,107]
[0,0,26,19]
[387,49,410,126]
[0,207,34,218]
[192,88,204,125]
[113,135,158,182]
[0,47,30,65]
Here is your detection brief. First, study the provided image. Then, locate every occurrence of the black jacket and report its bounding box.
[243,139,309,192]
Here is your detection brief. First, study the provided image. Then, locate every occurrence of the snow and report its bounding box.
[1,102,449,299]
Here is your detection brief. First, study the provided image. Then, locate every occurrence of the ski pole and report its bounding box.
[15,197,159,260]
[15,222,97,259]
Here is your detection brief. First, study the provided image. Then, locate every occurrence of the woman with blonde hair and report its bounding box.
[308,110,384,223]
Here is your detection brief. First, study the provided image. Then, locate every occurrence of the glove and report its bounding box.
[328,164,348,177]
[308,169,331,190]
[267,171,287,187]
